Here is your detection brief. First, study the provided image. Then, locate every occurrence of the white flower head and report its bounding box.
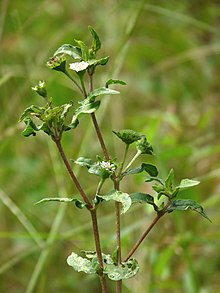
[69,61,89,72]
[99,161,116,172]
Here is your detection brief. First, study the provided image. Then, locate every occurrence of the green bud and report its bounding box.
[136,137,154,155]
[113,129,143,145]
[32,81,47,98]
[47,54,66,73]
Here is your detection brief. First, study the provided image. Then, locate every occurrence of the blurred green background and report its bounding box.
[1,0,220,292]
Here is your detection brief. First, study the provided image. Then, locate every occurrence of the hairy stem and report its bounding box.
[90,209,108,293]
[54,138,93,209]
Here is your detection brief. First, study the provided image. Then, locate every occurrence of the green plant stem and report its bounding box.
[90,209,108,293]
[123,150,141,173]
[79,75,87,97]
[54,138,93,209]
[118,144,129,177]
[64,70,84,95]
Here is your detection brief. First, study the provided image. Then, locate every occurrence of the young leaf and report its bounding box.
[165,169,175,191]
[106,79,127,88]
[53,44,82,60]
[35,197,85,209]
[88,26,101,53]
[88,56,109,67]
[88,87,119,102]
[74,39,89,61]
[21,117,38,137]
[166,199,211,222]
[67,252,96,274]
[98,190,131,214]
[177,179,200,189]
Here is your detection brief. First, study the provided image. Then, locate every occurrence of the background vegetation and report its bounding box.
[0,0,220,292]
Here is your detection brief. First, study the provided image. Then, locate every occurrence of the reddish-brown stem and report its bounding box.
[91,113,110,160]
[54,138,108,292]
[54,138,93,209]
[90,209,108,293]
[114,180,122,293]
[124,213,164,262]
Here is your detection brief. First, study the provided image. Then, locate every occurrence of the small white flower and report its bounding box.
[69,61,89,72]
[99,161,116,172]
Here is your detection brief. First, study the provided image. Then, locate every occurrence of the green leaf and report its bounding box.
[166,199,211,222]
[53,44,82,60]
[113,129,143,145]
[165,169,175,191]
[88,87,120,102]
[123,163,158,177]
[88,26,101,53]
[130,192,159,211]
[19,105,45,121]
[67,252,96,274]
[35,197,85,209]
[177,179,200,189]
[74,39,89,61]
[74,157,95,168]
[21,117,38,137]
[130,192,154,204]
[106,79,127,88]
[88,56,109,67]
[98,190,131,214]
[71,100,101,125]
[105,258,139,281]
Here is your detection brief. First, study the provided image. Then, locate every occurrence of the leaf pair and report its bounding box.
[67,251,139,281]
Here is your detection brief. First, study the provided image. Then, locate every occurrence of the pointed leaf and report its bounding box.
[71,100,101,124]
[130,193,154,204]
[74,157,95,168]
[53,44,82,60]
[166,199,211,222]
[165,169,175,191]
[106,79,127,88]
[98,190,131,214]
[35,197,85,209]
[67,252,96,274]
[88,26,101,53]
[74,39,89,61]
[88,87,119,102]
[21,117,38,137]
[177,179,200,189]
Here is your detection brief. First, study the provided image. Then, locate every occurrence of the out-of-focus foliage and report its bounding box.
[0,0,219,292]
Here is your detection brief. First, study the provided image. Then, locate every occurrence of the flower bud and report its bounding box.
[136,137,154,155]
[32,80,47,98]
[47,54,66,72]
[113,129,142,145]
